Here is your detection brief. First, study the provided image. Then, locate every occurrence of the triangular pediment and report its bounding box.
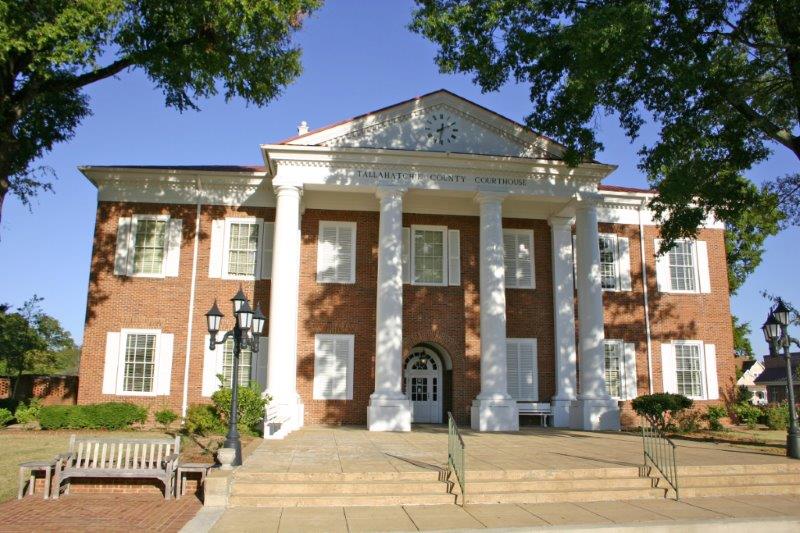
[283,90,565,160]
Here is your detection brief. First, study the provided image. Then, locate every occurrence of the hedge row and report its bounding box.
[39,403,147,430]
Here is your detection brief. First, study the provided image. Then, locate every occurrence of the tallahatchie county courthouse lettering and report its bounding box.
[77,90,734,439]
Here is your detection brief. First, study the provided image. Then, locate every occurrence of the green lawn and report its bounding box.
[0,428,249,503]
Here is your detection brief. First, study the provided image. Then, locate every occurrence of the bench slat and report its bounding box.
[92,442,100,468]
[76,442,84,468]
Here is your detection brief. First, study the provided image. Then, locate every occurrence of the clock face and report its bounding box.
[424,113,459,145]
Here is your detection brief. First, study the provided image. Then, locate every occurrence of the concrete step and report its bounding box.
[675,473,800,488]
[464,487,666,505]
[676,463,800,476]
[228,493,457,508]
[234,470,444,482]
[231,480,448,496]
[464,467,643,481]
[465,476,654,493]
[676,483,800,498]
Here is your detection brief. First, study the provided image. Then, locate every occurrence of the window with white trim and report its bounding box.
[122,332,157,393]
[668,241,696,292]
[604,341,623,398]
[503,229,534,289]
[412,226,447,285]
[675,342,703,397]
[221,338,252,388]
[313,334,354,400]
[317,221,356,283]
[132,218,168,275]
[226,221,260,277]
[599,235,617,290]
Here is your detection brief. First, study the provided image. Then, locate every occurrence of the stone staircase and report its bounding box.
[658,463,800,499]
[228,470,457,507]
[459,466,665,505]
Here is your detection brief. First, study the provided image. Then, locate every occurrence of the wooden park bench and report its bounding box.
[52,435,181,500]
[518,402,552,427]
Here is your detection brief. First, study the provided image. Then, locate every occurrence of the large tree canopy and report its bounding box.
[411,0,798,247]
[0,0,321,224]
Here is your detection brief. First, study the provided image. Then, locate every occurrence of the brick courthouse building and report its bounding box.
[77,90,734,436]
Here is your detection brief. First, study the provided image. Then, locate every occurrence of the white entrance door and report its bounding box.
[405,348,443,424]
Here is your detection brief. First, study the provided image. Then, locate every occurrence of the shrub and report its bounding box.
[706,405,727,431]
[185,405,225,435]
[39,403,147,430]
[676,409,703,433]
[631,393,693,432]
[0,398,20,413]
[732,402,762,429]
[737,385,754,404]
[155,409,179,431]
[0,408,13,426]
[212,384,268,436]
[765,404,790,431]
[14,398,43,425]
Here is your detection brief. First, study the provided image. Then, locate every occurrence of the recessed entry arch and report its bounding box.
[403,343,451,424]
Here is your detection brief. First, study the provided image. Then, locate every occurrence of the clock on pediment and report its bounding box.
[424,113,459,145]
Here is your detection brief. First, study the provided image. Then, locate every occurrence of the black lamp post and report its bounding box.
[762,299,800,460]
[205,288,266,466]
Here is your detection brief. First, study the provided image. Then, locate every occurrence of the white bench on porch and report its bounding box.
[518,402,552,427]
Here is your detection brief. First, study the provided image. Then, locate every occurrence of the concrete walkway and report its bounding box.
[185,495,800,532]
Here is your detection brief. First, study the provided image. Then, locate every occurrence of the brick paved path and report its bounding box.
[0,493,201,533]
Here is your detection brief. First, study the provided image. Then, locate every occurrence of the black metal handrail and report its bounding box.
[641,416,679,500]
[447,411,466,505]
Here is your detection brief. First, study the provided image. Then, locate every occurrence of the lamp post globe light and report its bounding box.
[205,288,265,466]
[761,299,800,460]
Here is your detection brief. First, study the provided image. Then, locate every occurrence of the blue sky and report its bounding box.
[0,0,797,356]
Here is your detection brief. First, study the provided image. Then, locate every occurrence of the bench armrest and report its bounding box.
[163,453,180,470]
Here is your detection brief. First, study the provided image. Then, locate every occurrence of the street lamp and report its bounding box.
[205,288,265,466]
[762,299,800,460]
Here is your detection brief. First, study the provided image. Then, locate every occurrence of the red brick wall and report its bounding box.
[81,201,735,427]
[0,376,78,405]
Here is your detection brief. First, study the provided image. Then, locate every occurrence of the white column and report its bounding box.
[471,192,519,431]
[265,184,304,436]
[368,187,412,431]
[570,194,620,430]
[549,216,577,427]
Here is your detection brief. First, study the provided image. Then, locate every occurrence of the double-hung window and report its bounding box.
[668,241,696,292]
[221,338,252,388]
[506,339,538,400]
[122,333,157,393]
[411,226,447,286]
[604,341,623,398]
[599,235,618,290]
[674,342,703,397]
[313,334,354,400]
[132,218,168,275]
[317,221,356,283]
[226,221,261,277]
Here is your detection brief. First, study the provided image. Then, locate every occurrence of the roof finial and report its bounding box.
[297,120,309,135]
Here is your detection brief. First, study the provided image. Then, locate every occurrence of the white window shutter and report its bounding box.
[103,332,121,394]
[156,333,174,395]
[617,237,632,291]
[704,344,719,400]
[164,219,182,277]
[506,342,520,399]
[448,229,461,286]
[519,339,538,401]
[402,227,411,284]
[572,234,578,291]
[317,222,356,283]
[503,231,534,289]
[654,239,671,292]
[201,335,220,397]
[661,343,678,393]
[253,337,269,394]
[114,218,133,276]
[313,334,353,400]
[696,240,711,293]
[260,222,275,279]
[208,220,225,278]
[623,342,638,400]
